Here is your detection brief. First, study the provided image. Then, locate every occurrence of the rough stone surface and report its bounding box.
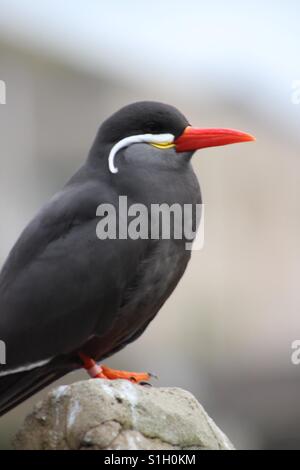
[13,380,234,450]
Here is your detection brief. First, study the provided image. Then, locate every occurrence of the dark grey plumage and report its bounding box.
[0,101,201,415]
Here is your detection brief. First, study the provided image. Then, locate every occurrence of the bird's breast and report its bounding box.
[94,239,190,358]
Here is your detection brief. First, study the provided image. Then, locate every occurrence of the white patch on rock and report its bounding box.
[51,385,68,401]
[67,399,81,430]
[99,380,139,425]
[117,381,138,406]
[100,382,116,399]
[117,381,139,426]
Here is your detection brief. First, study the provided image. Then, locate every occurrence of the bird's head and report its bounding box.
[93,101,255,174]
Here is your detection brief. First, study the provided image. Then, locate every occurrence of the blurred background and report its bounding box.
[0,0,300,450]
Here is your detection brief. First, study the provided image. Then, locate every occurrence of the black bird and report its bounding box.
[0,101,254,415]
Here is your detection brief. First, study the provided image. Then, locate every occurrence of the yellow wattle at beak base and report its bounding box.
[150,142,175,150]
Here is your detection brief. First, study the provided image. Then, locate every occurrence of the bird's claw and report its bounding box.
[139,381,153,387]
[148,372,158,380]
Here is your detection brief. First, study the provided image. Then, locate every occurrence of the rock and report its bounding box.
[13,380,234,450]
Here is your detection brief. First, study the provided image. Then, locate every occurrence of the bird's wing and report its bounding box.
[0,179,149,370]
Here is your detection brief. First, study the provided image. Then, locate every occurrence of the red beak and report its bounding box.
[174,126,255,152]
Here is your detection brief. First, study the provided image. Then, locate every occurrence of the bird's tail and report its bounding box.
[0,360,76,417]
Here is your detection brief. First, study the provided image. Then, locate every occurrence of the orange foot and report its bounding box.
[101,365,153,383]
[79,353,155,384]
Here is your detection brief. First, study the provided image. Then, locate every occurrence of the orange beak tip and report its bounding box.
[242,132,256,142]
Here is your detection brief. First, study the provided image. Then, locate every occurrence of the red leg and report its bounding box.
[79,353,153,383]
[79,352,106,378]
